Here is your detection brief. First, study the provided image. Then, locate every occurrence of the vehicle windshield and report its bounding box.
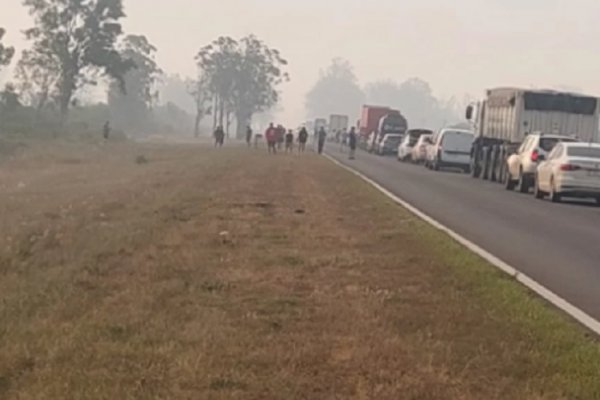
[567,147,600,159]
[441,131,474,149]
[539,137,576,152]
[422,136,433,145]
[384,135,403,144]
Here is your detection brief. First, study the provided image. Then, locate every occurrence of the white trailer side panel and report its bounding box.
[481,88,600,143]
[519,110,598,142]
[483,105,520,142]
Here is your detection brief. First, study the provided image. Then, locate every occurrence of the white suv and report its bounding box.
[505,132,577,193]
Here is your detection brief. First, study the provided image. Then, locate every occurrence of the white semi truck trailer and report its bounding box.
[466,88,600,182]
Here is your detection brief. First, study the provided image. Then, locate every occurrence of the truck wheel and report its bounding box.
[471,161,481,178]
[550,178,561,203]
[517,169,530,193]
[490,146,499,182]
[497,159,506,184]
[504,172,516,190]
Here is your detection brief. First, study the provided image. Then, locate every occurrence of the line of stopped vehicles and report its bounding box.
[311,87,600,205]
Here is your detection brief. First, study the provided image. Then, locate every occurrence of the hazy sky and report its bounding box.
[2,0,600,124]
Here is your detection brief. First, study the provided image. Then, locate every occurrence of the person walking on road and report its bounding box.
[340,128,348,152]
[348,127,358,160]
[103,121,111,140]
[317,126,327,154]
[214,125,225,147]
[298,127,308,153]
[246,126,253,147]
[285,129,294,153]
[265,123,277,154]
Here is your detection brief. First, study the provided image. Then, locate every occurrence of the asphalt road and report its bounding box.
[327,147,600,320]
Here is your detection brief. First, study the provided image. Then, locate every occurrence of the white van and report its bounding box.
[427,129,475,172]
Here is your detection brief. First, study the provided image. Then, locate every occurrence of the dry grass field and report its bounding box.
[0,142,599,399]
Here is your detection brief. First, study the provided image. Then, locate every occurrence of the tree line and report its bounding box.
[305,58,466,131]
[0,0,289,139]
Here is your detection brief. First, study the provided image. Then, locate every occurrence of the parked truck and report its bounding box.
[378,111,408,138]
[466,88,600,182]
[314,118,327,133]
[359,105,408,150]
[359,105,392,141]
[329,114,349,135]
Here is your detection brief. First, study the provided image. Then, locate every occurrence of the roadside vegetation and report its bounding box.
[0,144,598,399]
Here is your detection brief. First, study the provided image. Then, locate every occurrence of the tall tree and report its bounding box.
[305,58,365,120]
[23,0,133,122]
[0,28,15,69]
[187,75,212,137]
[108,34,162,134]
[15,49,60,114]
[195,36,238,130]
[195,35,288,138]
[230,35,288,137]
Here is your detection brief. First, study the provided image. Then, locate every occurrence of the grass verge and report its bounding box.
[0,144,598,399]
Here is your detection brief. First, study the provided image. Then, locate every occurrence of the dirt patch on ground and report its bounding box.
[0,144,598,399]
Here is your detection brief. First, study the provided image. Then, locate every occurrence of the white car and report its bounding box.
[398,129,433,161]
[376,134,404,155]
[411,134,433,164]
[426,129,474,173]
[534,142,600,204]
[505,133,577,193]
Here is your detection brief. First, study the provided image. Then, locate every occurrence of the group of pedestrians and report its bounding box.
[214,123,358,160]
[262,123,309,154]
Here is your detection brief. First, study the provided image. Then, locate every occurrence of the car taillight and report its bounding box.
[560,164,581,171]
[531,150,539,162]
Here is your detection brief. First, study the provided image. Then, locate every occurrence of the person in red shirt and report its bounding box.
[265,123,277,154]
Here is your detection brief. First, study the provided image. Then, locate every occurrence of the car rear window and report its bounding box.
[567,147,600,158]
[538,137,575,152]
[441,131,473,149]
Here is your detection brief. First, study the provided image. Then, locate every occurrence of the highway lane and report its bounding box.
[328,148,600,320]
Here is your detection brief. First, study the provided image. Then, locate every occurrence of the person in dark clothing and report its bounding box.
[214,126,225,147]
[103,121,111,140]
[265,123,277,154]
[246,126,253,147]
[285,129,294,153]
[298,127,308,153]
[348,127,358,160]
[317,126,327,154]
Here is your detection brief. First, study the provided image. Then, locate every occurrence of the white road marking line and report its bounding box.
[325,154,600,336]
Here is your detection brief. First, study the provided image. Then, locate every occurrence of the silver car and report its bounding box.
[376,134,404,155]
